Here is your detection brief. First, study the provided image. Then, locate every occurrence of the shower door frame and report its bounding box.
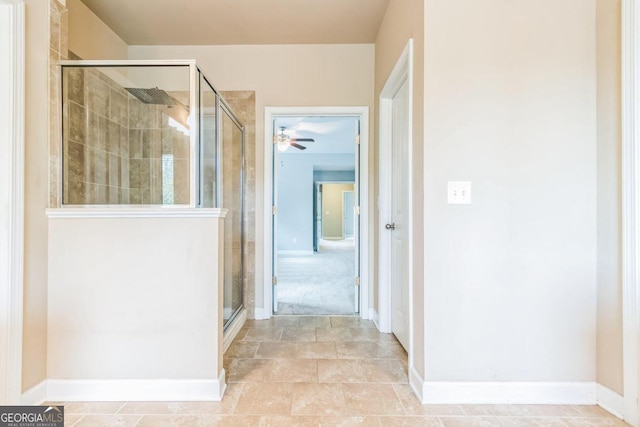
[217,98,246,330]
[262,106,370,320]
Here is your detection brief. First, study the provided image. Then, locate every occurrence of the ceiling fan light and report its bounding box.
[277,138,289,152]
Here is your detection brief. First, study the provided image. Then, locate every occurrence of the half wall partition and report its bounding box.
[59,60,245,330]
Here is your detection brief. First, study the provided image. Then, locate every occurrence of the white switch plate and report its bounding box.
[448,181,471,204]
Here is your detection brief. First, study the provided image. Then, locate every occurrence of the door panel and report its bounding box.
[391,79,410,350]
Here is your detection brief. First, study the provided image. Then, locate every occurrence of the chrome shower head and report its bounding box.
[125,87,179,105]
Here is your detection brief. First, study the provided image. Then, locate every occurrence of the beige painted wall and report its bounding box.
[374,0,426,380]
[322,184,354,239]
[48,215,224,381]
[596,0,623,395]
[129,44,376,315]
[22,0,51,393]
[67,0,127,60]
[423,0,597,381]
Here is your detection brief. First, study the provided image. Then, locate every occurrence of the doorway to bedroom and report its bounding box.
[271,115,360,315]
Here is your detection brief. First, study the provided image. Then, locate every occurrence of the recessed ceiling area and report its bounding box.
[79,0,390,45]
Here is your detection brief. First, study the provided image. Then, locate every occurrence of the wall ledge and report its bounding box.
[46,207,228,219]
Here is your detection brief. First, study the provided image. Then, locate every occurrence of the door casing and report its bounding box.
[263,106,370,319]
[378,37,414,388]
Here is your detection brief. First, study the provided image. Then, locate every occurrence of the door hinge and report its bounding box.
[354,205,360,215]
[355,276,360,286]
[355,134,360,145]
[272,276,278,285]
[272,205,277,215]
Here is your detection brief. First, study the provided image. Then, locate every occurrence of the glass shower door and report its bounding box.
[220,104,244,328]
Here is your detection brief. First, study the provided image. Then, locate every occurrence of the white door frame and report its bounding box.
[263,106,370,319]
[0,0,25,405]
[378,38,414,372]
[622,1,640,425]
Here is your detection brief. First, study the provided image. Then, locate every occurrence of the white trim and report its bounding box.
[46,208,228,219]
[263,106,370,319]
[58,59,197,67]
[378,39,414,380]
[597,383,625,420]
[253,307,270,320]
[20,381,46,406]
[47,374,227,402]
[223,309,247,353]
[370,308,380,330]
[410,365,425,403]
[0,0,24,406]
[421,381,597,405]
[622,1,640,425]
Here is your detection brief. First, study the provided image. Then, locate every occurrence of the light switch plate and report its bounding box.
[448,181,471,204]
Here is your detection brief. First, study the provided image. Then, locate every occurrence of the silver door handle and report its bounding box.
[385,223,395,230]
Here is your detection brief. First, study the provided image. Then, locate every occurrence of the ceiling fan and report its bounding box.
[275,126,315,152]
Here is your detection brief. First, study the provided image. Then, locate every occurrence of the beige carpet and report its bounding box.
[276,239,356,315]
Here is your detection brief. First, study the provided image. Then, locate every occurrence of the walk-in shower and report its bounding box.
[59,60,245,330]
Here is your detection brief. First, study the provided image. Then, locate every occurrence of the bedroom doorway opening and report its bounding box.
[271,115,360,315]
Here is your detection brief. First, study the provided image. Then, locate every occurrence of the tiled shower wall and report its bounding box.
[62,69,191,205]
[127,100,190,205]
[221,91,257,318]
[49,0,68,208]
[64,68,131,204]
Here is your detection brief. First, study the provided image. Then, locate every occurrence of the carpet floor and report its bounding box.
[276,239,356,315]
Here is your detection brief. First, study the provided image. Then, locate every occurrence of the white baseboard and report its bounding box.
[254,307,270,320]
[224,309,247,353]
[21,380,47,405]
[421,381,597,405]
[597,383,624,419]
[410,365,425,402]
[47,370,227,402]
[371,308,380,330]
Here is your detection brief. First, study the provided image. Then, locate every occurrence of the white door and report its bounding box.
[390,79,410,350]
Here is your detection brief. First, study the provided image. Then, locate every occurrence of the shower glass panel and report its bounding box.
[199,73,217,208]
[221,105,244,328]
[61,65,191,205]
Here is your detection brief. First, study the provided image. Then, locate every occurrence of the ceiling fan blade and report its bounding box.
[290,142,307,150]
[291,138,315,142]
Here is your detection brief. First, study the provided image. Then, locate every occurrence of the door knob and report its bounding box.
[385,223,395,230]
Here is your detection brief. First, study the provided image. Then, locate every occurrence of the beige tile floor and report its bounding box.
[56,316,628,426]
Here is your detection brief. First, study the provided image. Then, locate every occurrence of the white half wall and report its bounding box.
[46,209,227,401]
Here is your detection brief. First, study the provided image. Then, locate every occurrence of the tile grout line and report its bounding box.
[115,401,128,414]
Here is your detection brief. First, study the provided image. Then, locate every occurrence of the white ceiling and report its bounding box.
[79,0,390,45]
